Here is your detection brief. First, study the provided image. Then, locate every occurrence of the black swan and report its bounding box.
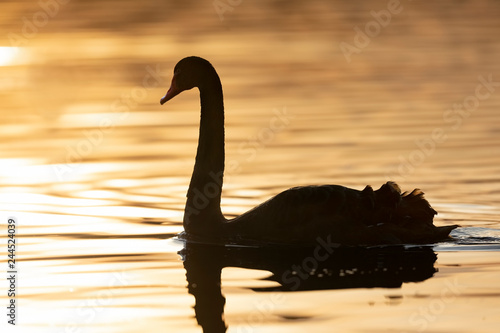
[160,56,458,246]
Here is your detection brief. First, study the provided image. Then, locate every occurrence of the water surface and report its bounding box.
[1,0,500,332]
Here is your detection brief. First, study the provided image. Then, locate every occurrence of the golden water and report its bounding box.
[1,0,500,332]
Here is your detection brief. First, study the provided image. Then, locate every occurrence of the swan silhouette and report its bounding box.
[160,56,458,246]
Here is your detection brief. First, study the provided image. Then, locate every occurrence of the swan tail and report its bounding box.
[368,182,458,242]
[398,188,437,225]
[368,182,435,225]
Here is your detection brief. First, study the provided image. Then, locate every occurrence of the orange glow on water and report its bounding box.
[1,0,500,332]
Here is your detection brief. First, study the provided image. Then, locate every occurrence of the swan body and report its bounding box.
[160,56,458,246]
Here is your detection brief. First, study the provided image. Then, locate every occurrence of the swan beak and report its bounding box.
[160,76,181,105]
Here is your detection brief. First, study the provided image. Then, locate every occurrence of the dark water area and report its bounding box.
[0,0,500,332]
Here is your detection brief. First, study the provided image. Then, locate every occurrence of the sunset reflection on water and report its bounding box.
[1,0,500,332]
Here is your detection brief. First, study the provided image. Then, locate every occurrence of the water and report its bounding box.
[1,0,500,332]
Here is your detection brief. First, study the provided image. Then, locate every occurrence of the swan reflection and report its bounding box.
[180,239,438,332]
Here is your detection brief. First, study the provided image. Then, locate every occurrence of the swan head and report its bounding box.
[160,56,215,105]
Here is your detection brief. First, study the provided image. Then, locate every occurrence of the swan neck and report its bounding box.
[184,73,225,232]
